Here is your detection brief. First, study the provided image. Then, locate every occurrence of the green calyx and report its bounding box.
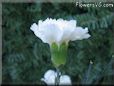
[50,42,68,67]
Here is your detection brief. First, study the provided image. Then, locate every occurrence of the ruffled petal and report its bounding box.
[38,23,63,45]
[70,27,90,41]
[30,19,90,46]
[59,27,75,44]
[30,23,39,37]
[57,19,77,44]
[30,23,38,33]
[30,21,63,46]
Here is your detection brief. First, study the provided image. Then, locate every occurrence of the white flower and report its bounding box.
[41,70,57,85]
[30,18,90,46]
[41,69,71,85]
[59,75,72,85]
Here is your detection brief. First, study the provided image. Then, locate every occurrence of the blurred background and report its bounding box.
[2,2,114,85]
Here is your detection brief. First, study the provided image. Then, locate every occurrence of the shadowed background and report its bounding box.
[2,2,114,85]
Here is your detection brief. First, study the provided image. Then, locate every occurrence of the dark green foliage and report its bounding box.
[2,2,114,85]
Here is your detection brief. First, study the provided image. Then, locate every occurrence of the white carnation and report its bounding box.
[30,18,90,46]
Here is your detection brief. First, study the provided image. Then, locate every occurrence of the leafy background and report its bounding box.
[2,2,114,85]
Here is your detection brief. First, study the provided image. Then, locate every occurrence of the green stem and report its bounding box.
[55,68,60,85]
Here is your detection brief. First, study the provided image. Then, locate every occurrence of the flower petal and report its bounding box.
[59,26,75,44]
[42,70,57,85]
[41,69,72,85]
[44,70,56,79]
[70,27,90,41]
[38,23,63,45]
[30,22,63,46]
[60,75,72,85]
[57,19,76,29]
[30,19,90,46]
[57,19,77,43]
[30,23,39,36]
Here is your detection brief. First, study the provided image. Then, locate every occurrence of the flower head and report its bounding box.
[30,18,91,67]
[41,69,71,85]
[30,18,90,46]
